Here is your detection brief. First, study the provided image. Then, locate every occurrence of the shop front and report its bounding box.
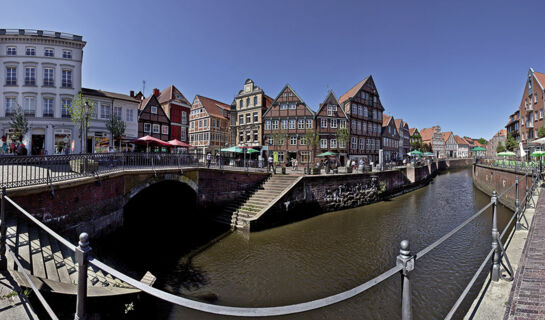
[54,129,72,154]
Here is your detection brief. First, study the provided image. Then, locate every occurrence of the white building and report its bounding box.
[455,135,470,158]
[81,88,139,153]
[0,29,85,155]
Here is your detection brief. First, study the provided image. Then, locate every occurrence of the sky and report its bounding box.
[1,0,544,139]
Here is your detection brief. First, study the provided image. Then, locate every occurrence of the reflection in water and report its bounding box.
[100,168,513,320]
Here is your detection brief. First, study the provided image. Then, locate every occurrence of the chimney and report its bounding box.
[130,90,134,97]
[153,88,160,97]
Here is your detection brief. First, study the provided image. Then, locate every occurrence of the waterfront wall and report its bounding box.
[472,164,531,211]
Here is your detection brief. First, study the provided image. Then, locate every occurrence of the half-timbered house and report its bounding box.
[138,89,170,143]
[315,91,349,165]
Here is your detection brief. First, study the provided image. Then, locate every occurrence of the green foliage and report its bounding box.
[106,116,127,150]
[477,138,488,145]
[69,91,95,129]
[336,127,350,147]
[410,138,422,151]
[9,104,29,142]
[538,127,545,138]
[421,143,432,152]
[496,141,506,153]
[505,134,517,151]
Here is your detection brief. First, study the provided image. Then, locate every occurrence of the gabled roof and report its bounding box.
[394,119,402,131]
[263,84,315,117]
[339,77,369,104]
[82,88,139,103]
[420,128,435,142]
[409,128,418,136]
[195,95,230,120]
[382,114,393,127]
[454,135,469,145]
[533,71,545,90]
[158,85,190,106]
[316,90,349,119]
[442,131,453,142]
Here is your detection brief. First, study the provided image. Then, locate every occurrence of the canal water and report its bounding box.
[92,167,513,320]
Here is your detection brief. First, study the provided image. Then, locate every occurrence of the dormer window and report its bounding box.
[151,106,158,114]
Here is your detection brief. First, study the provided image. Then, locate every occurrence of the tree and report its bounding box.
[477,138,488,145]
[496,141,506,153]
[9,104,29,143]
[304,130,320,169]
[336,127,349,151]
[538,127,545,138]
[106,116,126,151]
[505,134,517,151]
[69,91,95,153]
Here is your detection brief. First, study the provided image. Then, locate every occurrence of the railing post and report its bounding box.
[75,232,91,320]
[397,240,414,320]
[491,191,500,282]
[0,186,7,271]
[515,178,521,230]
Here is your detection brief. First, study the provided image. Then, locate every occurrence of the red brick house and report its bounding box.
[138,89,170,142]
[315,91,349,165]
[189,95,231,156]
[263,84,315,165]
[518,68,545,149]
[339,76,384,163]
[158,85,191,143]
[381,114,399,162]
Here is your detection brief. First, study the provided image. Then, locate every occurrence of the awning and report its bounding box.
[133,135,171,147]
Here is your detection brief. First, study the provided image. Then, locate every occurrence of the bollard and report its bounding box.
[491,191,500,282]
[515,178,521,230]
[75,233,91,320]
[0,186,6,271]
[397,240,414,320]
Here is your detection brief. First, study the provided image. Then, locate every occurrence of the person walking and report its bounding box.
[268,154,274,173]
[294,158,298,171]
[206,152,212,168]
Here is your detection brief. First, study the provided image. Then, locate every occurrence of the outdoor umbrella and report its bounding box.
[472,146,486,151]
[423,152,434,157]
[246,148,259,153]
[168,139,193,148]
[134,135,171,152]
[408,150,423,156]
[497,151,516,156]
[530,150,545,157]
[221,146,243,153]
[317,151,337,156]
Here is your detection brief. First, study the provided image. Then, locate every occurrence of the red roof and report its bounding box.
[454,135,469,145]
[394,119,403,131]
[441,131,453,142]
[382,114,392,127]
[409,128,417,136]
[196,95,230,119]
[158,85,190,106]
[420,128,435,143]
[534,71,545,88]
[339,77,369,104]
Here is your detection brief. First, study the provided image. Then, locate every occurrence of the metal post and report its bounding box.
[75,232,91,320]
[0,186,7,270]
[491,191,500,282]
[397,240,414,320]
[515,178,521,230]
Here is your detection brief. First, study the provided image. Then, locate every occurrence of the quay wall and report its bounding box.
[472,164,532,211]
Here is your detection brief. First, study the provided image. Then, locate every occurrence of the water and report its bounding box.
[94,167,513,320]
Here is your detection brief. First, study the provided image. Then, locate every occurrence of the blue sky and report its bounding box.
[2,0,543,139]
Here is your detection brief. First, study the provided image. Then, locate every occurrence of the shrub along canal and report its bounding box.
[83,167,512,319]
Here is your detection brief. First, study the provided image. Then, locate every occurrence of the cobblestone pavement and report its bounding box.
[505,190,545,319]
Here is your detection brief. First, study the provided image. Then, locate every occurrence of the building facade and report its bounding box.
[442,132,457,158]
[189,95,231,156]
[138,90,170,142]
[0,29,85,154]
[158,85,191,143]
[409,128,422,151]
[231,79,273,148]
[381,115,399,162]
[505,110,520,143]
[263,84,315,164]
[421,126,445,158]
[395,119,410,160]
[519,68,545,147]
[315,91,349,165]
[339,76,384,163]
[454,135,469,158]
[486,129,507,158]
[81,88,139,153]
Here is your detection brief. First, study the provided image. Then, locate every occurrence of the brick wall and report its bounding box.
[472,164,531,210]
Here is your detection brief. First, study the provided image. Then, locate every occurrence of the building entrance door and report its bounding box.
[31,135,45,155]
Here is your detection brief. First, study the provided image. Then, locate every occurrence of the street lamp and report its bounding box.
[83,101,90,154]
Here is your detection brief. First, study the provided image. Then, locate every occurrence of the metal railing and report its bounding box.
[0,168,538,319]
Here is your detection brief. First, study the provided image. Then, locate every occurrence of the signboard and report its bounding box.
[273,151,278,163]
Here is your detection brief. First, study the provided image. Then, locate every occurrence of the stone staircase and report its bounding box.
[222,175,300,230]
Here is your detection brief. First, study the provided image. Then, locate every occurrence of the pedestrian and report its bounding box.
[206,152,212,168]
[215,152,220,166]
[359,158,364,172]
[294,158,298,171]
[268,154,274,173]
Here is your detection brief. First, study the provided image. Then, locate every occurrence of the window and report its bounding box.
[277,151,285,163]
[182,111,187,124]
[43,98,54,117]
[351,137,358,150]
[363,107,368,117]
[25,47,35,56]
[253,130,258,141]
[23,96,36,115]
[43,68,54,86]
[23,67,35,86]
[253,96,257,106]
[6,67,16,85]
[253,112,258,123]
[44,48,54,57]
[61,98,71,117]
[281,119,288,129]
[320,139,328,148]
[306,119,313,129]
[153,124,160,133]
[100,104,111,119]
[280,103,288,110]
[373,109,377,119]
[162,125,169,134]
[330,119,337,128]
[62,50,72,59]
[289,119,296,129]
[300,151,310,164]
[327,105,337,116]
[240,99,244,108]
[300,137,308,145]
[340,120,346,129]
[351,104,357,115]
[246,98,250,107]
[289,103,296,109]
[246,130,251,141]
[151,106,157,114]
[358,106,363,116]
[239,130,244,142]
[246,113,251,123]
[357,121,362,133]
[268,137,274,146]
[114,107,122,119]
[298,119,305,129]
[7,47,16,56]
[534,94,538,103]
[203,119,208,127]
[61,69,72,88]
[265,120,271,130]
[126,109,134,122]
[239,114,244,124]
[321,118,328,128]
[290,136,297,145]
[359,138,365,150]
[144,123,151,133]
[339,140,346,149]
[5,97,16,114]
[272,120,279,129]
[330,139,337,148]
